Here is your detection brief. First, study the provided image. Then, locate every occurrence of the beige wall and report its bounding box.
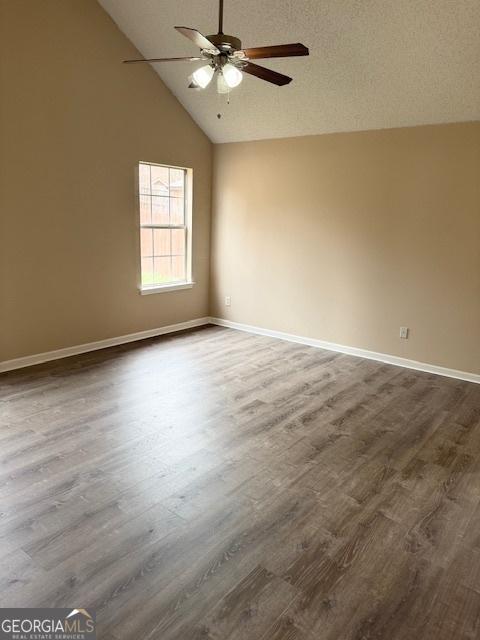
[1,2,478,376]
[0,0,212,362]
[211,123,480,374]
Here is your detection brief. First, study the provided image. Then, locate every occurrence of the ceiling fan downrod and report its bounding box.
[208,0,241,52]
[218,0,224,35]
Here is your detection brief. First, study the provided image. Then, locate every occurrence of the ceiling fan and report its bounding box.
[123,0,309,94]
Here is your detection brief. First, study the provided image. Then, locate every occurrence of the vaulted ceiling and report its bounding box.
[99,0,480,143]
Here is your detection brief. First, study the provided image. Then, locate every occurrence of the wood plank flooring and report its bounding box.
[1,325,479,639]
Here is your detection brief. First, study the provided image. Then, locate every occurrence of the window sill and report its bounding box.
[139,281,195,295]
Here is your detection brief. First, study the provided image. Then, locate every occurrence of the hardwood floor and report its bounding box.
[1,325,479,639]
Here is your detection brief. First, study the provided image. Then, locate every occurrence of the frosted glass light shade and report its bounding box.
[217,71,229,94]
[191,65,214,89]
[223,63,243,88]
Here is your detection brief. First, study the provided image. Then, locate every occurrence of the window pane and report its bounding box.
[171,255,186,281]
[171,228,185,255]
[152,196,169,225]
[169,168,184,198]
[140,228,153,257]
[154,257,171,284]
[151,165,169,196]
[153,229,170,256]
[139,164,151,195]
[140,195,151,225]
[170,197,184,225]
[138,163,190,289]
[141,257,154,286]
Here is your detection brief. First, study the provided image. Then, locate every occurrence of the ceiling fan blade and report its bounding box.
[241,43,309,59]
[123,56,205,64]
[242,61,292,86]
[175,27,220,54]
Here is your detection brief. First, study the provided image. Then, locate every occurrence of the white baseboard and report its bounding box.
[209,317,480,385]
[0,317,210,373]
[2,315,478,384]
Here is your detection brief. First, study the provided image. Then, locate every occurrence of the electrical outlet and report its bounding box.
[399,327,409,339]
[225,296,231,306]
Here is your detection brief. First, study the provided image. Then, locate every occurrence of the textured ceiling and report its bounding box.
[99,0,480,143]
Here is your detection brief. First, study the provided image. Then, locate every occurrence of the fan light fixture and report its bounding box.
[193,62,242,94]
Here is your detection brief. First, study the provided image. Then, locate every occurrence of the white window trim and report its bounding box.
[136,161,194,295]
[140,281,195,295]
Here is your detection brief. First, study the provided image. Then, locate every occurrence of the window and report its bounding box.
[138,161,192,292]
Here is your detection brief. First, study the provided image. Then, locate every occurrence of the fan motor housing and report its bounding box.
[207,33,241,52]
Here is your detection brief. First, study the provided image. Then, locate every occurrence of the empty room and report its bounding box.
[1,0,480,638]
